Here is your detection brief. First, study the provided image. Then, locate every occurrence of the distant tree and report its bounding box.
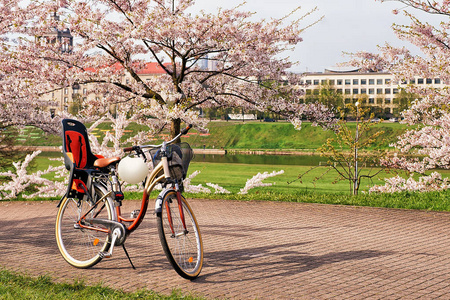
[304,82,345,114]
[0,127,29,172]
[68,94,84,116]
[393,89,417,116]
[293,103,386,195]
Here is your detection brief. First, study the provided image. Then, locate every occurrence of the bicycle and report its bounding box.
[55,119,203,279]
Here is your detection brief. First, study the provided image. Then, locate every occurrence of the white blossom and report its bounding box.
[238,170,284,195]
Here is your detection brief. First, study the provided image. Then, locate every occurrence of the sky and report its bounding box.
[192,0,443,73]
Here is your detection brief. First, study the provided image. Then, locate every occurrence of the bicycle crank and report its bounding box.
[84,218,128,258]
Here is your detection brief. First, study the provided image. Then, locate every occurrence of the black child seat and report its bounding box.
[61,119,120,202]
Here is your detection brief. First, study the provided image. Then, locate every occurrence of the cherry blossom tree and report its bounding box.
[2,0,335,140]
[349,0,450,192]
[0,0,64,134]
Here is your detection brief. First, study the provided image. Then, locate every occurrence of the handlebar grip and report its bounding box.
[180,124,192,135]
[123,147,134,152]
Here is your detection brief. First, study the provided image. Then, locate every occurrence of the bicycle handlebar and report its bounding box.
[123,124,193,153]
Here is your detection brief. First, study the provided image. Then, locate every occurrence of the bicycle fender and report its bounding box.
[155,188,174,213]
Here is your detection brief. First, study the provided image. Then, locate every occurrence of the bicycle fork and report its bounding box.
[167,185,188,237]
[155,185,188,237]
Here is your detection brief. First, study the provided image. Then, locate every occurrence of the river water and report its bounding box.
[192,153,325,166]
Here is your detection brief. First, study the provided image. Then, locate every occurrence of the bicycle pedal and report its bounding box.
[99,251,112,258]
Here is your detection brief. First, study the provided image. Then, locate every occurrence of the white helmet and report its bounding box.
[118,156,149,184]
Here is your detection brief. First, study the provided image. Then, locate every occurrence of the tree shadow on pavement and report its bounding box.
[196,242,394,283]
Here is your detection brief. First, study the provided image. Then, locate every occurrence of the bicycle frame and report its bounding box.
[116,160,166,232]
[76,157,186,234]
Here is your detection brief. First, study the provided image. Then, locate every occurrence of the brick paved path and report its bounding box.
[0,199,449,299]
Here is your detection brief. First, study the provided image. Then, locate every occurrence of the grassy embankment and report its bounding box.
[19,120,405,151]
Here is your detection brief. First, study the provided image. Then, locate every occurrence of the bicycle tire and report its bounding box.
[156,191,203,279]
[55,184,115,268]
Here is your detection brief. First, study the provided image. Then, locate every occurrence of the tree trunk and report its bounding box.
[170,118,181,141]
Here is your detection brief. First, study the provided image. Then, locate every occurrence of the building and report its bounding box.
[43,62,169,114]
[300,67,446,116]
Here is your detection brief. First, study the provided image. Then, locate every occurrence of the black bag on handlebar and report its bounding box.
[150,142,193,181]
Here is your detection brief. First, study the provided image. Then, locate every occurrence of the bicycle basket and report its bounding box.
[149,142,193,181]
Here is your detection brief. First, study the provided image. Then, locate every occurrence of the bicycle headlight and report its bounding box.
[118,156,149,184]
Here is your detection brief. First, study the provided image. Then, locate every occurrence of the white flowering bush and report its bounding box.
[239,170,285,195]
[369,172,450,193]
[0,151,66,200]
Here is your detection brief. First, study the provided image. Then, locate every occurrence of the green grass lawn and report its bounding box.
[0,269,202,300]
[187,161,385,194]
[3,153,449,211]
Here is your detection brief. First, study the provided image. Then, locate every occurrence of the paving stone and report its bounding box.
[0,200,448,299]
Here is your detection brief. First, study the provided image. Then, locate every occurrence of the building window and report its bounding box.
[313,89,319,95]
[385,98,391,104]
[305,89,312,95]
[353,79,359,85]
[64,97,68,103]
[313,80,319,85]
[345,98,351,104]
[321,80,327,85]
[345,89,351,95]
[64,88,68,95]
[336,89,343,94]
[345,79,351,85]
[393,88,399,94]
[337,79,343,85]
[385,78,391,84]
[385,88,391,94]
[377,88,383,94]
[426,78,432,84]
[361,88,367,94]
[83,88,87,95]
[329,80,335,85]
[369,98,375,104]
[369,79,375,85]
[377,98,383,104]
[361,79,367,85]
[306,80,312,85]
[377,79,383,85]
[369,88,374,94]
[353,89,359,94]
[418,78,424,84]
[435,78,441,84]
[410,79,416,84]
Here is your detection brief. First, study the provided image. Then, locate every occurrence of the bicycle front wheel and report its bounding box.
[55,185,115,268]
[157,191,203,279]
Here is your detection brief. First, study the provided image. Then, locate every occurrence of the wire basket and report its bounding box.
[149,142,194,181]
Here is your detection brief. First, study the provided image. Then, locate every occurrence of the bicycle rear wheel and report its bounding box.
[55,184,115,268]
[156,191,203,279]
